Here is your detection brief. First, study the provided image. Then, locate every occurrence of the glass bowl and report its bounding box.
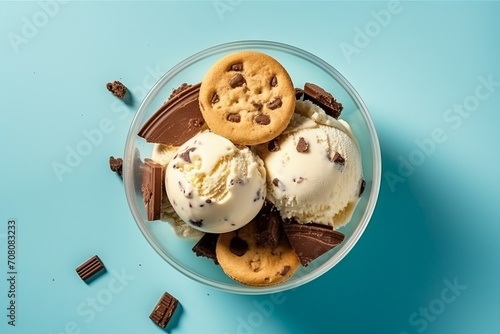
[123,40,381,295]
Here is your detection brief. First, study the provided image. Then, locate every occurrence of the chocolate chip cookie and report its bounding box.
[216,219,300,287]
[199,51,296,145]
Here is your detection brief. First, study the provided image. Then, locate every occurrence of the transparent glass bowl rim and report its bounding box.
[124,40,382,295]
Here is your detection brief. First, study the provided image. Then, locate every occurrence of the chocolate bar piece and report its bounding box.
[138,82,205,146]
[141,159,164,221]
[303,82,343,119]
[192,233,219,264]
[254,202,281,247]
[106,80,127,99]
[109,156,123,177]
[76,255,105,281]
[149,292,179,329]
[283,221,345,267]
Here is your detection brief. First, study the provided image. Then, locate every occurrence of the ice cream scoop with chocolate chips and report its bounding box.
[257,99,364,228]
[165,130,267,233]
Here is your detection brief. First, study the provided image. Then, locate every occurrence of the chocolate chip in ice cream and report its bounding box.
[330,152,345,166]
[268,138,280,152]
[296,137,309,152]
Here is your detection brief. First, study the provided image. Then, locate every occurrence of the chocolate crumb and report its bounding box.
[296,137,309,152]
[230,236,248,256]
[109,156,123,177]
[188,118,204,129]
[168,83,192,100]
[106,80,127,99]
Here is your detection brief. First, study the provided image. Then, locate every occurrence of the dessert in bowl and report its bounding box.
[123,40,381,294]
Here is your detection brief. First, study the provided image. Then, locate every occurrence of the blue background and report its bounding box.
[1,1,499,333]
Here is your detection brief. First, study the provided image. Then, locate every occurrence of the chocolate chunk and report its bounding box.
[280,265,291,276]
[168,83,191,100]
[268,138,280,152]
[252,102,263,111]
[303,83,343,119]
[267,97,282,110]
[109,156,123,177]
[270,76,278,87]
[272,178,280,187]
[192,233,219,264]
[149,292,179,329]
[230,236,248,256]
[229,74,246,88]
[254,202,282,247]
[179,147,196,163]
[330,152,345,166]
[283,222,345,267]
[211,92,219,104]
[227,113,241,123]
[230,62,243,71]
[138,83,203,146]
[106,80,127,99]
[254,114,271,125]
[359,179,366,197]
[141,159,164,221]
[296,137,309,152]
[76,255,105,282]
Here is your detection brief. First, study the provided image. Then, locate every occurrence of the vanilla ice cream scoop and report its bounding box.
[257,100,364,228]
[165,131,266,233]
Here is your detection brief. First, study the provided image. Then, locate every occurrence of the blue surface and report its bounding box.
[1,1,499,333]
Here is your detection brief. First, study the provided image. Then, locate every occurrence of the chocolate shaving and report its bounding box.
[192,233,219,264]
[283,222,345,267]
[267,97,282,110]
[230,236,248,256]
[296,137,309,152]
[254,114,271,125]
[149,292,179,329]
[229,74,246,88]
